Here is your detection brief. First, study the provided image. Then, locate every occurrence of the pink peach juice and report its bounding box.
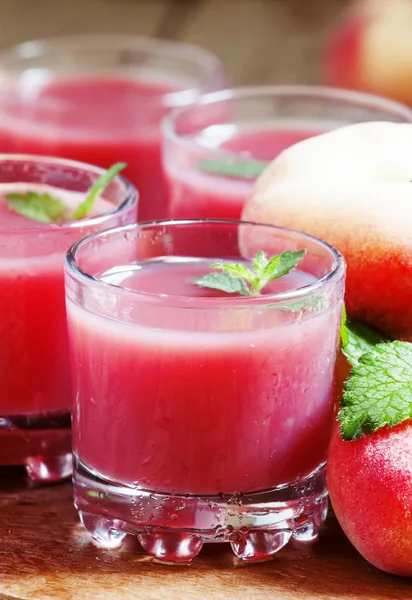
[163,86,412,221]
[0,158,137,481]
[165,125,324,220]
[0,78,177,221]
[68,259,341,495]
[67,221,345,507]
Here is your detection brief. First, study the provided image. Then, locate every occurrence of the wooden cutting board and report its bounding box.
[0,468,409,600]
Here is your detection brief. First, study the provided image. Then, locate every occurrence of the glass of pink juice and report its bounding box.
[162,85,412,220]
[0,35,225,221]
[0,156,137,482]
[66,219,345,564]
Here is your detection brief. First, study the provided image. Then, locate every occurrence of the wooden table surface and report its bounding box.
[2,0,406,598]
[0,0,350,86]
[0,468,410,600]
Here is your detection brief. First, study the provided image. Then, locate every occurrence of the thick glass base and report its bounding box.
[0,411,72,482]
[74,459,328,564]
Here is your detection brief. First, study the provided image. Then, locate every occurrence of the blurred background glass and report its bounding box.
[1,0,411,221]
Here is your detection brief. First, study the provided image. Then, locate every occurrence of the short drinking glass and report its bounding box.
[162,85,412,220]
[0,155,137,481]
[66,219,345,563]
[0,35,225,220]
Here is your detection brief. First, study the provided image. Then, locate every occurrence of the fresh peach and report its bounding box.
[327,422,412,576]
[242,122,412,339]
[324,0,369,93]
[325,0,412,107]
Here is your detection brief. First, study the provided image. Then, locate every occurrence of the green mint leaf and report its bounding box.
[340,306,349,348]
[252,251,269,276]
[338,341,412,441]
[343,320,388,368]
[194,271,250,296]
[211,262,255,284]
[193,250,306,297]
[5,192,68,223]
[198,158,269,180]
[72,162,127,220]
[5,162,127,224]
[258,250,306,292]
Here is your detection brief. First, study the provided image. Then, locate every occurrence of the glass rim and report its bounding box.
[0,34,226,108]
[162,83,412,156]
[65,218,345,308]
[0,154,138,234]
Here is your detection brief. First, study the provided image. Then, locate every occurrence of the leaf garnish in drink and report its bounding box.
[5,192,69,223]
[198,158,269,180]
[72,162,127,220]
[5,162,127,223]
[194,249,306,296]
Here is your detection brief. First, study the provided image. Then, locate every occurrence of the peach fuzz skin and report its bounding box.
[242,122,412,340]
[325,0,412,107]
[327,422,412,576]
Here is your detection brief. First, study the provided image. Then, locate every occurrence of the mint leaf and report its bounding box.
[258,250,306,291]
[72,162,126,220]
[194,250,306,296]
[194,271,250,296]
[211,262,255,283]
[253,251,269,276]
[5,162,127,224]
[343,320,388,367]
[340,306,349,348]
[338,341,412,441]
[198,158,269,180]
[5,192,68,223]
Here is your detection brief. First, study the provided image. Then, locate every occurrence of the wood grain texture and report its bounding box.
[0,468,409,600]
[0,0,171,43]
[0,0,350,85]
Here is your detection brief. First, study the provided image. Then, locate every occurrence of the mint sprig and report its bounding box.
[198,158,269,180]
[5,191,68,223]
[338,312,405,441]
[194,250,306,296]
[72,162,126,220]
[5,162,126,224]
[338,341,412,441]
[341,316,388,368]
